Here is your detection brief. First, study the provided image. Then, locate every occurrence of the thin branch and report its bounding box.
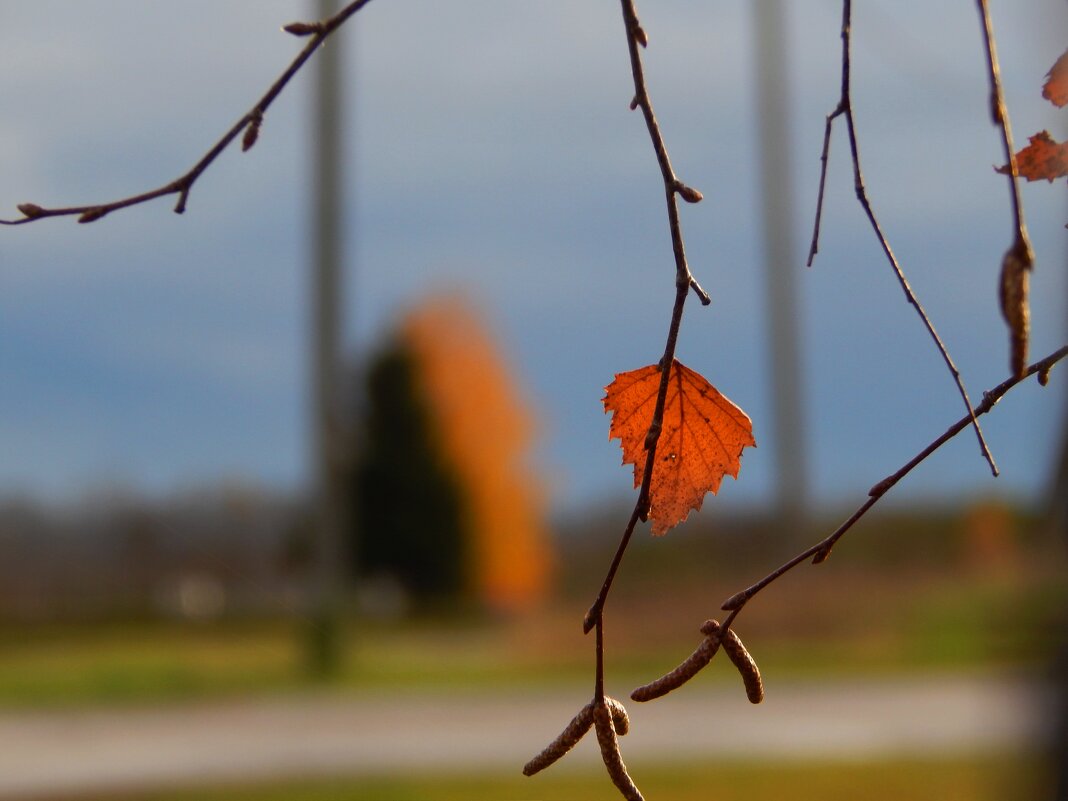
[568,7,716,797]
[806,0,998,477]
[582,0,710,638]
[975,0,1035,379]
[585,509,642,635]
[1,0,373,226]
[722,344,1067,613]
[975,0,1032,260]
[617,0,710,308]
[595,611,607,700]
[806,0,852,268]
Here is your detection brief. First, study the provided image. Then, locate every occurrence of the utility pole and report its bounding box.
[752,1,808,533]
[307,0,348,677]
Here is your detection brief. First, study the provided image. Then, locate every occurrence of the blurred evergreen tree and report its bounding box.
[350,337,468,604]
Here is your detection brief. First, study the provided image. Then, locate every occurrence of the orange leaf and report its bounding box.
[997,131,1068,183]
[1042,48,1068,107]
[603,359,755,535]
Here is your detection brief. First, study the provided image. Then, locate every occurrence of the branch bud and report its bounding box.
[282,22,323,37]
[720,590,748,611]
[77,207,107,224]
[242,113,263,152]
[17,203,45,219]
[675,183,703,204]
[634,25,649,48]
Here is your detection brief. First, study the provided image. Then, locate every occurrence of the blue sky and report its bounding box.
[1,1,1066,517]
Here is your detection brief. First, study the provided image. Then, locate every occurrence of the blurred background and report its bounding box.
[0,1,1066,799]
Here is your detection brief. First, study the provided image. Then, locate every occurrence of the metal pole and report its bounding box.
[307,0,347,677]
[753,0,807,531]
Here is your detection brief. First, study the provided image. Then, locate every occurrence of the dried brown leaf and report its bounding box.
[997,131,1068,183]
[1042,48,1068,107]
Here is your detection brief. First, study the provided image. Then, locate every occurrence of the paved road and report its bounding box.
[0,675,1051,799]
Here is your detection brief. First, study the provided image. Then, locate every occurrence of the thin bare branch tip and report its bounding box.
[689,276,711,305]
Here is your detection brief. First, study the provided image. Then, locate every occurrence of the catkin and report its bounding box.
[630,632,720,702]
[703,619,764,704]
[522,702,594,776]
[593,702,644,801]
[604,696,630,736]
